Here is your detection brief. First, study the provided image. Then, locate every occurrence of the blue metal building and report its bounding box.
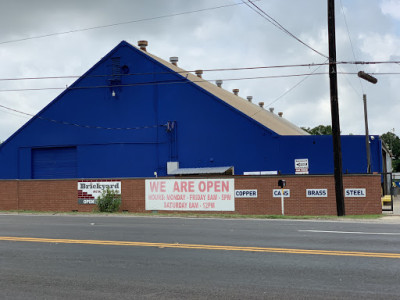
[0,41,384,179]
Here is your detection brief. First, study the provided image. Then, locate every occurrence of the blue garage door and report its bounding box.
[32,147,77,179]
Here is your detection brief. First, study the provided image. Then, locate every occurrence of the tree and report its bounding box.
[380,131,400,172]
[381,132,400,159]
[301,125,332,135]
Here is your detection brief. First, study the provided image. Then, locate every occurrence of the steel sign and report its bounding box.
[345,188,366,197]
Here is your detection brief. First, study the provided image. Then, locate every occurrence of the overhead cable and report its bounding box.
[0,102,165,130]
[265,59,329,108]
[0,60,399,82]
[0,62,330,82]
[338,0,364,96]
[0,2,256,45]
[0,72,331,93]
[0,71,397,93]
[242,0,328,59]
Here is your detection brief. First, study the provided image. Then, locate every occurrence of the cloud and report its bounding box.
[381,0,400,20]
[359,33,400,62]
[0,0,399,140]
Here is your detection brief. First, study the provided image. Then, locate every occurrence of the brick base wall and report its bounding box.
[0,175,382,215]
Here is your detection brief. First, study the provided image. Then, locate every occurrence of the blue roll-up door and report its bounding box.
[32,147,77,179]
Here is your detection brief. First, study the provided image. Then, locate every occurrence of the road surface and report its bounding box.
[1,214,400,299]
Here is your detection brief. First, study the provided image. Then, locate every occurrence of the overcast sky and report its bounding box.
[0,0,399,141]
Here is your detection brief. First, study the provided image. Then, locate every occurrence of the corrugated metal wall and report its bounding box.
[0,41,384,179]
[32,147,77,179]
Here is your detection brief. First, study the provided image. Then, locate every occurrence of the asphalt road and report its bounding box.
[1,214,400,299]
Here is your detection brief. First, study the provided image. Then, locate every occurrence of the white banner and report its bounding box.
[145,179,235,211]
[78,181,121,204]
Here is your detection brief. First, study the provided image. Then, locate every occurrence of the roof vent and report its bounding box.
[216,80,223,87]
[247,96,253,102]
[170,57,178,66]
[195,70,203,78]
[138,40,148,51]
[269,107,274,113]
[258,102,264,108]
[278,112,283,117]
[233,89,239,96]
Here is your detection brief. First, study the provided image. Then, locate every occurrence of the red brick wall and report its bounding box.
[234,175,381,215]
[0,181,18,210]
[0,175,382,215]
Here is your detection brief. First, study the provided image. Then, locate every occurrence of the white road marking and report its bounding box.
[299,230,400,235]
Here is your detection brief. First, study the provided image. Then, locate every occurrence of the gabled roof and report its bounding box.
[130,42,308,136]
[0,40,307,150]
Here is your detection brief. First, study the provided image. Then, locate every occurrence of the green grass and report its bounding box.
[341,214,383,219]
[0,210,383,220]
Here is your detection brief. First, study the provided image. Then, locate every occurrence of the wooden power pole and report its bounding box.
[363,94,371,173]
[327,0,345,216]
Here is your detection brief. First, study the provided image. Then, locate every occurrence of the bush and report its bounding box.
[96,189,121,212]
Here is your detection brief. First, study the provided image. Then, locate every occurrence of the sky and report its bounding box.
[0,0,399,141]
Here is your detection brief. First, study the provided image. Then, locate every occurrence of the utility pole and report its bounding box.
[363,94,371,173]
[327,0,345,216]
[357,72,377,174]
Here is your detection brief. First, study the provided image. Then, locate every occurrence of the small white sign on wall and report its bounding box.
[273,189,290,198]
[345,188,366,197]
[235,190,258,198]
[306,189,328,198]
[295,158,309,174]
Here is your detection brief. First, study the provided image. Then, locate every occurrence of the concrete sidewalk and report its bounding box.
[377,195,400,223]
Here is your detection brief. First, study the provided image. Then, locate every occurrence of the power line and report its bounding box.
[0,62,330,82]
[0,70,328,128]
[1,60,399,82]
[338,66,363,97]
[242,0,328,58]
[0,107,30,119]
[265,59,329,108]
[339,0,364,95]
[368,72,400,75]
[0,2,254,46]
[0,71,397,93]
[0,102,166,130]
[0,72,331,93]
[341,61,400,65]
